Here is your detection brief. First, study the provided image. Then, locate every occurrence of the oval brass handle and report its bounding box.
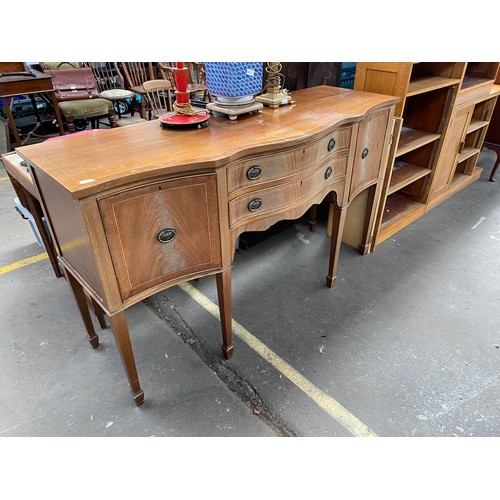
[328,138,336,151]
[362,148,369,159]
[157,228,176,243]
[325,166,333,179]
[246,165,262,180]
[248,198,263,212]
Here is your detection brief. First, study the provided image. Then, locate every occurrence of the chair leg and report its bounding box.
[130,95,138,117]
[66,116,76,133]
[108,109,117,128]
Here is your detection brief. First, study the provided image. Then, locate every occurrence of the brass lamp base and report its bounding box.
[255,86,294,109]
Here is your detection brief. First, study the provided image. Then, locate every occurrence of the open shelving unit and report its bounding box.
[353,62,500,250]
[428,67,500,206]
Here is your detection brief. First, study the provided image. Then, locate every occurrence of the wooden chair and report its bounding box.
[81,62,146,127]
[142,79,173,119]
[157,62,210,102]
[120,62,155,119]
[40,62,116,133]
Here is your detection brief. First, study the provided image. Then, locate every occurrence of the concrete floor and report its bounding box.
[1,123,499,496]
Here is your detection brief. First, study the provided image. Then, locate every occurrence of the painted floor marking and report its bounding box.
[0,176,9,181]
[471,216,485,230]
[179,281,378,437]
[0,252,48,275]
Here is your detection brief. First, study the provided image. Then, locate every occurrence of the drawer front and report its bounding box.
[227,126,352,195]
[99,174,221,300]
[229,155,347,227]
[350,108,390,198]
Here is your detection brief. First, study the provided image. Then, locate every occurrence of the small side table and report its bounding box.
[2,151,62,277]
[0,69,65,151]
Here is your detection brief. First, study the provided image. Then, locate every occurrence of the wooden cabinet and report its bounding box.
[354,62,500,249]
[99,174,222,301]
[428,104,474,200]
[10,86,398,405]
[349,108,392,200]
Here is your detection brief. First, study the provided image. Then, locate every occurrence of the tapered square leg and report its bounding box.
[108,311,144,406]
[216,269,234,359]
[326,204,347,288]
[63,268,99,348]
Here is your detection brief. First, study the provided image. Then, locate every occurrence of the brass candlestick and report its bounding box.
[255,62,294,108]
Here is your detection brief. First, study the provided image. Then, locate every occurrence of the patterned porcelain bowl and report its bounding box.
[205,62,263,101]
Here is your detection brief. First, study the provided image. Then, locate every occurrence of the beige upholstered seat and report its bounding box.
[56,98,116,132]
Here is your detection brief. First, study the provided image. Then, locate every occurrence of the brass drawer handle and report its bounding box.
[328,138,336,151]
[157,228,176,243]
[325,166,333,179]
[248,198,263,212]
[361,147,369,159]
[246,165,262,180]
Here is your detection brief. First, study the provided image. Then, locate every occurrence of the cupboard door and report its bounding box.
[349,108,391,200]
[99,174,222,300]
[429,104,474,199]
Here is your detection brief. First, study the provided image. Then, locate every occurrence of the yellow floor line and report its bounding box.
[179,281,378,437]
[0,176,10,181]
[0,252,47,275]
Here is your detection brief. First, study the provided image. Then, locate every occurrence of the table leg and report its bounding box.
[326,203,347,288]
[488,148,499,182]
[90,297,107,329]
[24,192,62,278]
[308,204,318,232]
[63,267,99,348]
[1,115,11,152]
[49,92,65,136]
[216,269,234,359]
[2,96,21,149]
[108,311,144,406]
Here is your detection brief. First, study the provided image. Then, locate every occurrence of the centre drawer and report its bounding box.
[229,155,348,228]
[227,126,352,195]
[98,174,221,300]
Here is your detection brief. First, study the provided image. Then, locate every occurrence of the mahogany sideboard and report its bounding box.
[7,86,398,405]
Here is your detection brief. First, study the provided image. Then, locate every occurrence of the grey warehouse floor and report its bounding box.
[0,129,499,496]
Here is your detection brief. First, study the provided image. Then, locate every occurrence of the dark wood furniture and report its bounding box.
[484,71,500,181]
[8,86,398,406]
[0,65,65,151]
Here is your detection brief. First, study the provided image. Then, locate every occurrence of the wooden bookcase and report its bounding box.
[354,62,500,249]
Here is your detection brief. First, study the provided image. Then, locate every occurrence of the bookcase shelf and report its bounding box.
[461,76,493,91]
[467,119,489,133]
[396,127,440,156]
[388,161,431,195]
[458,146,481,163]
[407,76,461,97]
[378,193,426,244]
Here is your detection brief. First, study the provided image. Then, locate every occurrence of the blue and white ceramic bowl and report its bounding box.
[205,62,263,103]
